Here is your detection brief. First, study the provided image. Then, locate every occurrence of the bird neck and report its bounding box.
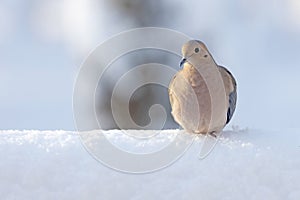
[189,56,218,74]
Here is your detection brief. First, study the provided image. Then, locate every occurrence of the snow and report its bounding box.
[0,129,299,200]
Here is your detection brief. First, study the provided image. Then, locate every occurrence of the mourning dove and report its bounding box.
[169,40,237,135]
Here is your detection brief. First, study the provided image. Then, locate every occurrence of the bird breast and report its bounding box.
[169,63,228,133]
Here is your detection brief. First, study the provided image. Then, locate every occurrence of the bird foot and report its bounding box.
[208,131,217,138]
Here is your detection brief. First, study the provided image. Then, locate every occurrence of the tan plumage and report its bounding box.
[169,40,237,134]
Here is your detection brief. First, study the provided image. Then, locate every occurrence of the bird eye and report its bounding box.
[194,47,200,53]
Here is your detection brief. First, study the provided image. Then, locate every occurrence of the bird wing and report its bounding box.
[168,74,177,106]
[218,66,237,124]
[168,73,183,124]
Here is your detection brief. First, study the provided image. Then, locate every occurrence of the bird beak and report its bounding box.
[180,58,186,68]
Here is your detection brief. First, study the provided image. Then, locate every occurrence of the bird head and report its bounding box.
[180,40,212,68]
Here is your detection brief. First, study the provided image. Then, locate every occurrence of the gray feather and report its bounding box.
[226,89,237,124]
[217,66,237,124]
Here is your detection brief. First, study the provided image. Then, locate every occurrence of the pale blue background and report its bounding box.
[1,0,300,130]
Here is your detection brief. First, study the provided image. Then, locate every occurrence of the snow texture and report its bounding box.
[0,129,299,200]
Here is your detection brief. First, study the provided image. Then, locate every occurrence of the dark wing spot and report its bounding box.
[226,89,237,124]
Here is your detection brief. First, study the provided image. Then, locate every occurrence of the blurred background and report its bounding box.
[1,0,300,131]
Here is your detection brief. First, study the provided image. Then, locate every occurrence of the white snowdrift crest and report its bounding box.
[0,129,299,199]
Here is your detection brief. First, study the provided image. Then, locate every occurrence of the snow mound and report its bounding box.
[0,129,299,200]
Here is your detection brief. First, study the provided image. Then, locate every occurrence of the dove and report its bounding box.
[169,40,237,135]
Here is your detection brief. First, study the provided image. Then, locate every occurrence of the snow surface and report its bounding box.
[0,129,299,200]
